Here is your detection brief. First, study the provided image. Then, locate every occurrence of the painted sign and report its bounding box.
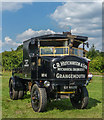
[53,60,87,79]
[24,59,29,67]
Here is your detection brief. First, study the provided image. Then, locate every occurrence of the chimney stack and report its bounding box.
[63,31,71,36]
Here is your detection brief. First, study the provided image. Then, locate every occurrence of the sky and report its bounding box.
[1,1,102,52]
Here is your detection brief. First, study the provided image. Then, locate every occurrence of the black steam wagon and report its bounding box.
[9,32,90,112]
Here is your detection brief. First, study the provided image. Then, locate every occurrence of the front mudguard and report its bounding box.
[31,81,44,89]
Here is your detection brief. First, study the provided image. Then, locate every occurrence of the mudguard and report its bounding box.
[9,76,24,91]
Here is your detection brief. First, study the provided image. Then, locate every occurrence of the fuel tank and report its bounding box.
[39,55,88,85]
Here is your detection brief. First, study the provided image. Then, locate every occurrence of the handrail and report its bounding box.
[71,47,87,54]
[40,46,69,48]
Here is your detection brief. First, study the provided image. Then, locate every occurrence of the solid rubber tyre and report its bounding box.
[9,79,18,100]
[18,90,24,99]
[70,86,89,109]
[31,84,47,112]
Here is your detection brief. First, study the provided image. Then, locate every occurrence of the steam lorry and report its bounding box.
[9,32,90,112]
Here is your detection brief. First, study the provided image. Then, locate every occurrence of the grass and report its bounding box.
[1,71,102,118]
[90,71,104,75]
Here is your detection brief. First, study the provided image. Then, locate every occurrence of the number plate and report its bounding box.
[64,86,77,90]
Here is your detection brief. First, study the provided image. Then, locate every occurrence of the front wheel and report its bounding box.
[31,84,47,112]
[70,86,89,109]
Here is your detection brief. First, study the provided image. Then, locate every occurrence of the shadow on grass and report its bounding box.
[87,97,101,109]
[20,94,101,111]
[20,94,31,100]
[0,73,2,76]
[46,98,74,112]
[46,97,101,112]
[24,94,31,99]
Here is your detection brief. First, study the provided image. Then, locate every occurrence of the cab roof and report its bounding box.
[36,33,87,41]
[23,33,88,47]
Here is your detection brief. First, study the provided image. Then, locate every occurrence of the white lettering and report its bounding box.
[56,73,85,79]
[41,73,47,77]
[57,68,72,71]
[56,62,61,68]
[73,68,85,71]
[53,61,87,70]
[57,67,85,71]
[53,64,57,69]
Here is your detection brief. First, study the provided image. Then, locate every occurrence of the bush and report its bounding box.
[2,49,23,70]
[89,56,104,73]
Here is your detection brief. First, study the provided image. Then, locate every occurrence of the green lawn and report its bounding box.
[2,72,102,118]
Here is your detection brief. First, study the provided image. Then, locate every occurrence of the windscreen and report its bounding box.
[39,39,87,57]
[40,47,69,56]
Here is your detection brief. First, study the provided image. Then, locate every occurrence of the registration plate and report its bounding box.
[64,86,77,90]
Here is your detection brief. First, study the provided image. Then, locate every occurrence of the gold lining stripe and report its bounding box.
[40,46,69,48]
[57,91,75,94]
[38,59,41,66]
[39,38,85,43]
[73,39,83,43]
[40,54,69,56]
[40,39,68,41]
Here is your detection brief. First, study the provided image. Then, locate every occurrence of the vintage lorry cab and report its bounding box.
[9,32,90,112]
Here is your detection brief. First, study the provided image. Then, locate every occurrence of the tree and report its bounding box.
[87,44,98,59]
[16,45,23,51]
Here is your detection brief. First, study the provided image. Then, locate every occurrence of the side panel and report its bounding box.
[38,58,52,80]
[31,40,39,80]
[23,41,31,79]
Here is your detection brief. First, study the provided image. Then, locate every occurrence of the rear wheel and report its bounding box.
[70,86,89,109]
[18,90,24,99]
[9,78,18,100]
[31,84,47,112]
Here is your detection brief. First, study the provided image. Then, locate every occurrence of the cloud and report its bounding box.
[5,36,12,43]
[2,36,21,51]
[2,2,32,12]
[2,29,56,51]
[1,0,103,2]
[0,40,2,49]
[2,0,34,2]
[51,2,102,50]
[16,28,56,41]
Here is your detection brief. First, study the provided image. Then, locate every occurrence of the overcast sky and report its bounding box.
[1,1,102,52]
